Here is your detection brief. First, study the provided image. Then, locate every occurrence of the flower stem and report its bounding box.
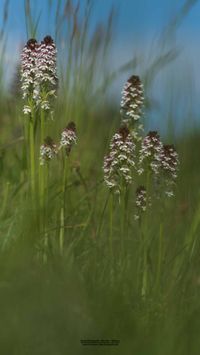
[29,119,35,201]
[39,110,45,215]
[109,192,113,263]
[156,222,163,292]
[120,186,128,262]
[43,163,49,263]
[59,156,67,254]
[141,171,150,299]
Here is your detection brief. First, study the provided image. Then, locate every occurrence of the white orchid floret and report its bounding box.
[165,191,174,198]
[23,105,32,115]
[41,100,50,111]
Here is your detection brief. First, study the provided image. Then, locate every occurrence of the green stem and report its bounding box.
[141,239,148,298]
[39,109,48,262]
[109,192,113,263]
[187,196,200,259]
[39,110,45,217]
[59,156,67,254]
[29,119,35,201]
[96,193,110,240]
[136,219,143,295]
[23,117,29,181]
[120,188,125,263]
[156,222,163,292]
[141,171,151,299]
[43,163,49,264]
[40,109,45,143]
[1,182,10,218]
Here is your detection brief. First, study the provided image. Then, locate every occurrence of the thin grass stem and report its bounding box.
[141,171,151,299]
[29,118,35,201]
[59,155,67,254]
[156,222,163,292]
[109,192,113,263]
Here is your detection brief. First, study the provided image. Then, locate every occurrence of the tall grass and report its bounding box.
[0,0,200,354]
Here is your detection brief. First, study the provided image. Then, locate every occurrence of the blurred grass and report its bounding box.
[0,0,200,354]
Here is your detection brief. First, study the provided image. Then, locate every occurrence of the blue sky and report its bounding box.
[1,0,200,134]
[2,0,200,41]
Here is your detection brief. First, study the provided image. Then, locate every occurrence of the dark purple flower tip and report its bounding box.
[147,131,160,139]
[43,35,54,45]
[163,144,176,153]
[118,126,130,140]
[66,121,76,132]
[26,38,38,50]
[44,136,54,146]
[128,75,141,85]
[136,186,146,195]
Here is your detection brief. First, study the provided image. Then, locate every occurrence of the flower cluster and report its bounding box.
[160,145,179,179]
[134,186,151,220]
[40,121,77,165]
[103,73,180,219]
[103,126,135,193]
[40,136,58,165]
[120,75,144,125]
[20,38,39,114]
[60,122,77,155]
[21,36,57,115]
[36,35,58,111]
[160,144,179,197]
[138,132,179,198]
[136,186,147,211]
[139,131,163,175]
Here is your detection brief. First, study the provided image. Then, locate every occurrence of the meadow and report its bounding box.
[0,1,200,354]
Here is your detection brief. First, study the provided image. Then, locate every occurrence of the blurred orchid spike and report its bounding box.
[138,131,163,176]
[134,186,151,220]
[160,144,179,197]
[40,136,58,165]
[60,121,77,156]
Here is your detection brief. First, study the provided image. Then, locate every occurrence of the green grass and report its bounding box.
[0,98,200,355]
[0,1,200,354]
